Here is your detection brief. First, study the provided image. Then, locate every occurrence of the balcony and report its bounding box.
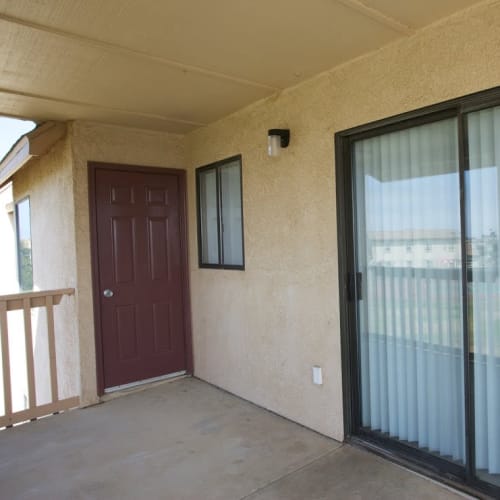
[0,377,464,499]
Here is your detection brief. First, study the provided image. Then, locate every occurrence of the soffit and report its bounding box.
[0,121,66,186]
[0,0,485,133]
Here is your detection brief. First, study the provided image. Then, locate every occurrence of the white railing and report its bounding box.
[0,288,79,428]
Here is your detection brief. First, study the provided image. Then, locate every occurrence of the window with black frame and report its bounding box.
[196,155,244,269]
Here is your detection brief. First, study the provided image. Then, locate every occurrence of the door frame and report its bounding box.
[334,86,500,498]
[88,161,193,396]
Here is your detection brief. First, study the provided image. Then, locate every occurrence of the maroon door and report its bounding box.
[94,167,187,389]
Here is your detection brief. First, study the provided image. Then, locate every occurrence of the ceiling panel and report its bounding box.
[0,23,103,96]
[0,0,403,87]
[74,51,272,123]
[88,0,401,88]
[0,0,487,132]
[0,20,271,125]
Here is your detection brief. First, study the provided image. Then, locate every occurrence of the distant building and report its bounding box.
[368,229,497,269]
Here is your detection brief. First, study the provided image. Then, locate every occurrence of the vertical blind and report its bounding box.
[354,117,466,464]
[198,168,219,264]
[220,161,243,266]
[467,106,500,481]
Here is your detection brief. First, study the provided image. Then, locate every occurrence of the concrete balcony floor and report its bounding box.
[0,378,467,500]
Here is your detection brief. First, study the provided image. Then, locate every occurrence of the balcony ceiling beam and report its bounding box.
[335,0,414,35]
[0,87,207,128]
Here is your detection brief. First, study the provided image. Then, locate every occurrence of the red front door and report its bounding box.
[92,165,188,390]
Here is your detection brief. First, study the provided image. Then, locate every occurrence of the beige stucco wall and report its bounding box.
[0,183,17,294]
[13,134,76,292]
[70,121,185,405]
[185,0,500,439]
[11,133,79,404]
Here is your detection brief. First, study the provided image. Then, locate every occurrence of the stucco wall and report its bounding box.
[70,121,185,405]
[11,134,79,403]
[0,184,17,294]
[185,0,500,439]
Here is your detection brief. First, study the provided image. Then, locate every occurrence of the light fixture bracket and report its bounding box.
[268,129,290,148]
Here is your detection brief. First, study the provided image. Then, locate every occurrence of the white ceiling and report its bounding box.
[0,0,484,133]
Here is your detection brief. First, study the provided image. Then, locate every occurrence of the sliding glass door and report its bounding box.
[466,106,500,486]
[353,117,466,466]
[340,94,500,495]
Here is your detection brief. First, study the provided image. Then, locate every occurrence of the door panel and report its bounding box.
[112,217,136,283]
[152,302,172,352]
[115,304,139,360]
[94,168,187,389]
[148,217,170,281]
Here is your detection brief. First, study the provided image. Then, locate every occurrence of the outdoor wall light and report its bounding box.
[267,129,290,157]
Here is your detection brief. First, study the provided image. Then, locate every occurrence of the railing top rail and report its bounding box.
[0,288,75,302]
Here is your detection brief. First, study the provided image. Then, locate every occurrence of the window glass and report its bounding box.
[353,117,466,465]
[220,161,243,266]
[198,169,219,265]
[197,156,244,269]
[466,105,500,486]
[16,197,33,290]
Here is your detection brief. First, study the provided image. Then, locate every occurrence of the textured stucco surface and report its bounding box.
[185,0,500,439]
[11,134,79,402]
[70,121,185,404]
[0,184,17,294]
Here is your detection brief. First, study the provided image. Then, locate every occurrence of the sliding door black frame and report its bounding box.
[335,85,500,498]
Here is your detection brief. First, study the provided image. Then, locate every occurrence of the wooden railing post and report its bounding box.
[22,298,37,413]
[0,301,12,424]
[45,295,59,404]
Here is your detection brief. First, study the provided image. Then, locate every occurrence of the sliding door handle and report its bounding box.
[347,272,363,301]
[356,272,362,301]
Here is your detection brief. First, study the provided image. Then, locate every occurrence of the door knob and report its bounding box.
[103,289,114,298]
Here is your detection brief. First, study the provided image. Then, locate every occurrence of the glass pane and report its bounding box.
[16,197,33,291]
[220,160,243,266]
[466,106,500,487]
[198,169,219,265]
[353,117,466,465]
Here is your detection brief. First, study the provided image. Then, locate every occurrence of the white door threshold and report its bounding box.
[103,371,187,396]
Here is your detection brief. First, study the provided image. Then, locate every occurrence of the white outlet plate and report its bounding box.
[312,366,323,385]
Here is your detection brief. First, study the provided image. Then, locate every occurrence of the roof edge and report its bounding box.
[0,121,66,187]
